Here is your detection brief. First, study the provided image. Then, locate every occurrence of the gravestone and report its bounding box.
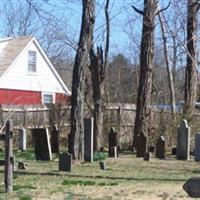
[195,133,200,161]
[50,125,59,153]
[59,152,72,172]
[177,119,190,160]
[183,177,200,198]
[99,161,106,170]
[84,118,93,162]
[149,144,155,153]
[156,136,165,159]
[18,162,26,170]
[137,135,148,157]
[108,127,117,157]
[144,152,151,161]
[110,146,117,158]
[32,128,52,161]
[19,129,26,151]
[172,147,176,155]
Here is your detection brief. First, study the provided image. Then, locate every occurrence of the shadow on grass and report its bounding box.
[0,170,186,182]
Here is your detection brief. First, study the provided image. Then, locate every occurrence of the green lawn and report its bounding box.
[0,150,198,199]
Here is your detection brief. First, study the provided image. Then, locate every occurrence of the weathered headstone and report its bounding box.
[195,133,200,161]
[99,161,106,170]
[84,118,94,162]
[137,134,148,157]
[19,129,26,151]
[59,152,72,172]
[149,144,155,153]
[32,128,52,161]
[172,147,176,155]
[177,119,190,160]
[50,125,59,153]
[144,152,151,161]
[183,177,200,198]
[110,146,117,158]
[156,136,165,159]
[108,127,117,157]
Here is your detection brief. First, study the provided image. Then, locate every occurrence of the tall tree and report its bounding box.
[132,0,169,156]
[89,0,110,151]
[68,0,95,160]
[184,0,200,119]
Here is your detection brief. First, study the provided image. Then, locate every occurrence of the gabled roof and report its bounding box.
[0,36,32,76]
[0,36,71,95]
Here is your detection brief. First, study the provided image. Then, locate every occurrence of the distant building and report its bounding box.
[0,36,71,105]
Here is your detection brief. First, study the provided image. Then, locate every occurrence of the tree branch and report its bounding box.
[131,5,144,16]
[156,1,171,15]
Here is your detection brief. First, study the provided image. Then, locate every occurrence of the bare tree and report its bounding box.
[184,0,200,119]
[68,0,95,160]
[89,0,110,151]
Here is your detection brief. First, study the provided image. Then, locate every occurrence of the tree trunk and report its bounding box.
[158,12,176,119]
[133,0,157,152]
[184,0,199,119]
[68,0,95,160]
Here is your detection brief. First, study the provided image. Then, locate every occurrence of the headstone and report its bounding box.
[100,146,104,152]
[183,177,200,198]
[110,146,117,158]
[19,129,26,151]
[108,127,117,157]
[149,144,155,153]
[144,152,151,161]
[99,161,106,170]
[84,118,94,162]
[59,152,72,172]
[156,136,165,159]
[50,125,59,153]
[177,119,190,160]
[172,147,176,155]
[32,128,52,161]
[137,134,148,157]
[195,133,200,161]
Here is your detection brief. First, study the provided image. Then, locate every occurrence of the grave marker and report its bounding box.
[177,119,190,160]
[183,177,200,198]
[156,136,165,159]
[84,118,94,162]
[32,128,52,161]
[19,129,26,151]
[108,127,117,157]
[50,125,59,153]
[137,134,148,157]
[59,152,72,172]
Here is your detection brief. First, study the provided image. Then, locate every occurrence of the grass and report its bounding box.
[0,149,198,199]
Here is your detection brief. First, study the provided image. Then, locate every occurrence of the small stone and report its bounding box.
[183,177,200,198]
[99,161,106,170]
[144,152,151,161]
[18,162,26,170]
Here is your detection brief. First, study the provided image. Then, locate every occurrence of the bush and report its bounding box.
[93,151,107,161]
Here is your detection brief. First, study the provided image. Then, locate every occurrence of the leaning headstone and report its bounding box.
[183,177,200,198]
[108,127,117,157]
[84,118,94,162]
[32,128,52,161]
[59,152,72,172]
[177,119,190,160]
[19,129,26,151]
[137,134,148,157]
[195,133,200,161]
[156,136,165,159]
[99,161,106,170]
[144,152,151,161]
[110,146,117,158]
[50,125,59,153]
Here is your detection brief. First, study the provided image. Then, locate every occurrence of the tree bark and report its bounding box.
[184,0,199,119]
[133,0,157,152]
[68,0,95,160]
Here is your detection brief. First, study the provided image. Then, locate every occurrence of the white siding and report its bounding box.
[0,41,66,94]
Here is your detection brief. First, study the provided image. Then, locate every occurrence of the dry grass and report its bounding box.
[0,151,198,200]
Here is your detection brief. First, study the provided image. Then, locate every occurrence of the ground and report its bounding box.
[0,150,199,200]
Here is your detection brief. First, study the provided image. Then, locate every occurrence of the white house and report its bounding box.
[0,36,71,105]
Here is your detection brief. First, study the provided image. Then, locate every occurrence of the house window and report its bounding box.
[28,51,36,72]
[43,94,54,104]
